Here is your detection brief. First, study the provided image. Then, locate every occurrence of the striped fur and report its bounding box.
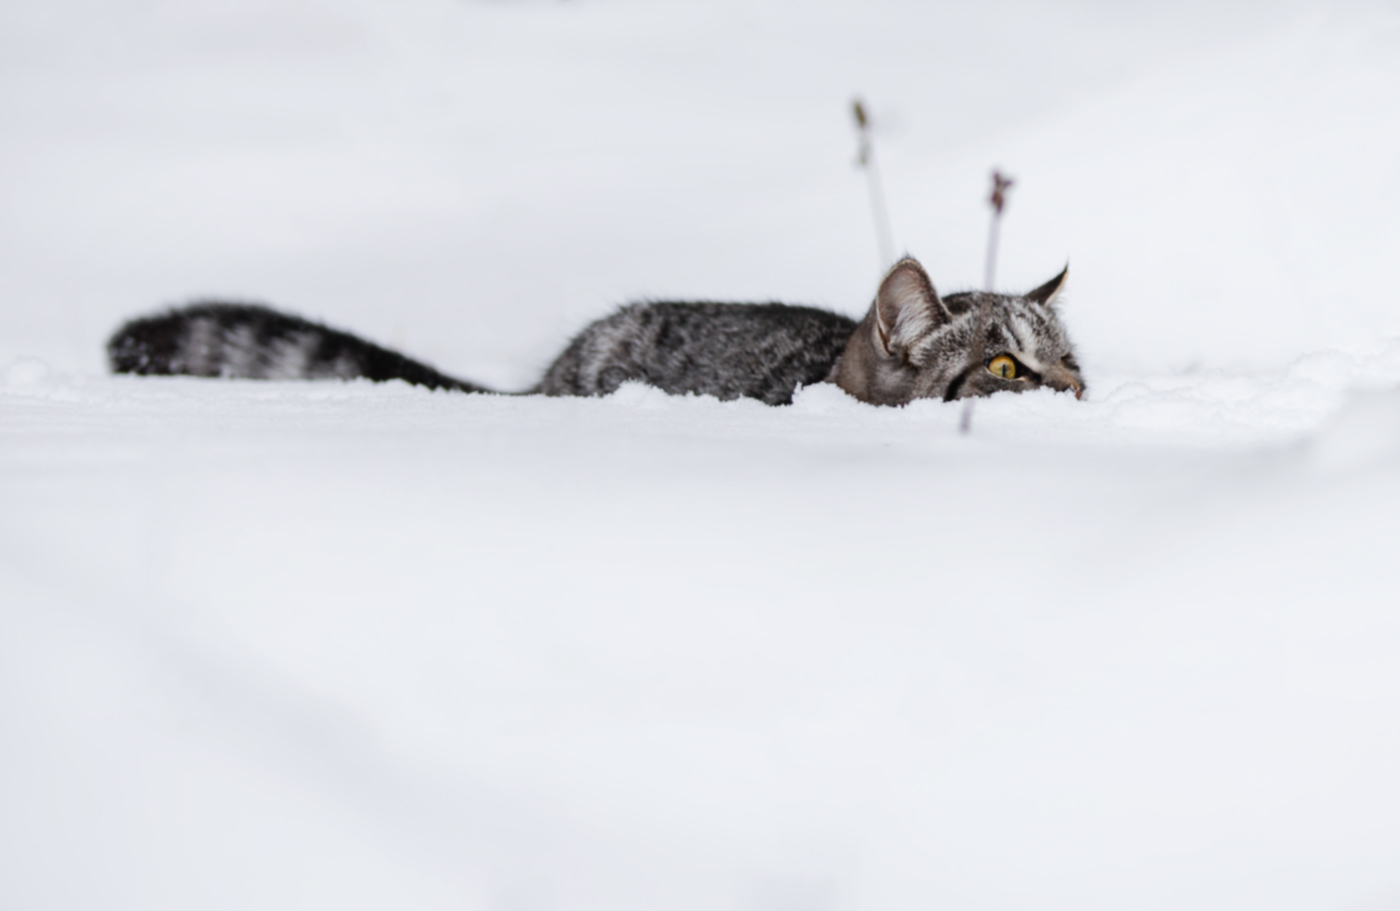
[107,257,1084,406]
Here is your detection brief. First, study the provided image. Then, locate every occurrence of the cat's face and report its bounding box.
[831,258,1084,406]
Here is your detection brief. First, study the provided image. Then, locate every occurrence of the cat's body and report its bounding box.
[108,258,1085,405]
[534,301,857,404]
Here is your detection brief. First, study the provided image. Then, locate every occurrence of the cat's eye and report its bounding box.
[987,355,1018,379]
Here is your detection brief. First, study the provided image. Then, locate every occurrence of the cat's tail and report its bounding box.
[107,302,492,394]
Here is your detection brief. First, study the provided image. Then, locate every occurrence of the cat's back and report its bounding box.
[537,301,857,405]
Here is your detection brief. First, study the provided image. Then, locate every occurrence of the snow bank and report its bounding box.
[6,358,1400,910]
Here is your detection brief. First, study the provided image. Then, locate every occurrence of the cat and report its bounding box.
[107,257,1085,406]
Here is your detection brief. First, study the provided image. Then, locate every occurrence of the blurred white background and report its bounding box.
[4,2,1400,909]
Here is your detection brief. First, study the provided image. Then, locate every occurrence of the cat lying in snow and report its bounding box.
[108,257,1084,406]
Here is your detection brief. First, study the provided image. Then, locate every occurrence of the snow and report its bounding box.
[4,1,1400,909]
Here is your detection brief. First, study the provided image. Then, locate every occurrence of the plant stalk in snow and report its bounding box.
[960,170,1014,434]
[852,99,895,268]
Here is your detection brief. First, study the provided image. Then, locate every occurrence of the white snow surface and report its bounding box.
[5,1,1400,909]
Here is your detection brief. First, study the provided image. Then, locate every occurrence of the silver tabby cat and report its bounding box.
[108,257,1084,406]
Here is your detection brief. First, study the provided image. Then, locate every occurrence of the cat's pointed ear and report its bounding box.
[872,258,949,357]
[1026,264,1069,306]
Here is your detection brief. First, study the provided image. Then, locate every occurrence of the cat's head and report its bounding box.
[831,257,1084,405]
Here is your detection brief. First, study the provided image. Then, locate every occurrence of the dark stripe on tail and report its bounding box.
[107,302,491,394]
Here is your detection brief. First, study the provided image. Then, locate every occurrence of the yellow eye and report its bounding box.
[988,355,1017,379]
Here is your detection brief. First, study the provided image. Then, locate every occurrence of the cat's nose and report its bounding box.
[1043,365,1084,399]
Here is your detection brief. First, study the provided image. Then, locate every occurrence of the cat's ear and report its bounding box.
[1025,264,1069,306]
[872,258,949,358]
